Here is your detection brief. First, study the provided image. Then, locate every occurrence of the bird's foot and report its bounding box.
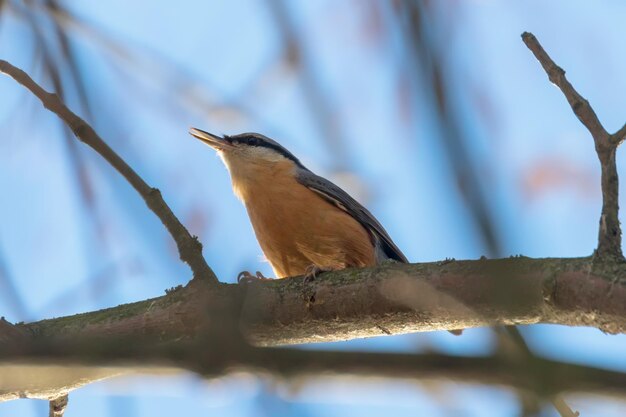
[237,270,272,284]
[303,265,330,283]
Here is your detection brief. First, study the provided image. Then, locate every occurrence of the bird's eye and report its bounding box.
[249,138,258,146]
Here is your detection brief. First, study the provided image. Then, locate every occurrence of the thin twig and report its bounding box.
[0,59,218,283]
[552,395,580,417]
[49,394,68,417]
[521,32,607,143]
[17,0,106,254]
[41,2,272,131]
[522,32,624,261]
[520,32,626,414]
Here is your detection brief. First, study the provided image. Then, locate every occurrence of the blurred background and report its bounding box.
[1,0,626,416]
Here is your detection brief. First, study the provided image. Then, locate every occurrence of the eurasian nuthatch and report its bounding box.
[190,128,408,281]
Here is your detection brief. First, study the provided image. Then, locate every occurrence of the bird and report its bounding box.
[189,127,408,282]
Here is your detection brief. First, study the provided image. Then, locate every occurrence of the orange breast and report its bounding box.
[236,162,376,278]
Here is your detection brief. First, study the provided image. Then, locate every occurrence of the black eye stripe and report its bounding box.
[227,135,260,146]
[227,133,307,169]
[238,135,264,147]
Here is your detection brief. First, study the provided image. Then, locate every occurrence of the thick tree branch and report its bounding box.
[3,299,626,403]
[522,32,624,261]
[11,257,626,346]
[0,59,217,283]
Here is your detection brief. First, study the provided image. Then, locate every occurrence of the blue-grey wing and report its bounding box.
[295,168,408,263]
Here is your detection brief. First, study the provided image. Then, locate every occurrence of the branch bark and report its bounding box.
[613,122,626,147]
[522,32,625,261]
[4,256,621,408]
[0,317,28,345]
[49,394,68,417]
[11,257,626,346]
[552,396,580,417]
[0,59,217,283]
[520,33,626,416]
[0,258,612,414]
[0,266,626,401]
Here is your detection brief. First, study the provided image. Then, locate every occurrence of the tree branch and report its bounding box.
[2,293,626,403]
[1,37,624,414]
[613,122,626,146]
[522,32,624,261]
[552,396,580,417]
[11,257,626,347]
[521,33,608,142]
[0,317,28,345]
[0,59,217,283]
[49,394,68,417]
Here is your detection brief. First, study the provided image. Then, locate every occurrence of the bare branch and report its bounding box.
[40,1,267,131]
[522,32,624,261]
[49,394,68,417]
[2,307,626,403]
[614,122,626,146]
[552,395,580,417]
[0,59,217,283]
[7,256,619,403]
[521,32,608,143]
[12,257,626,347]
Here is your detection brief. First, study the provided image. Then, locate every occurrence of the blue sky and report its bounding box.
[1,1,626,416]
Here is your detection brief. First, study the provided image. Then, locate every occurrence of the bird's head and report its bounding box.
[190,128,305,195]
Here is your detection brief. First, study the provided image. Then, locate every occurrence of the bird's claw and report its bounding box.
[237,270,271,284]
[303,265,328,283]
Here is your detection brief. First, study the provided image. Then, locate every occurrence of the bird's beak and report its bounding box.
[189,127,231,150]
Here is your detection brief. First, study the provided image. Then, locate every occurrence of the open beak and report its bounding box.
[189,127,231,150]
